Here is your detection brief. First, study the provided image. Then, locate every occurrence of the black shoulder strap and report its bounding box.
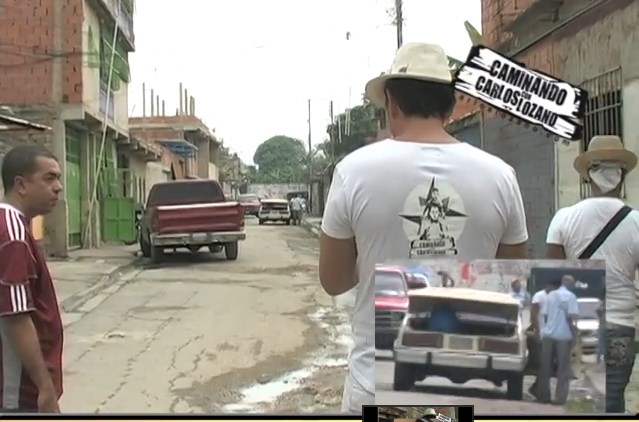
[578,205,633,259]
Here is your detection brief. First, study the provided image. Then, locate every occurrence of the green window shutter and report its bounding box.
[99,27,130,88]
[114,43,130,83]
[87,27,100,68]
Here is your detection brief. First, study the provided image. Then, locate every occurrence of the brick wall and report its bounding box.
[131,127,183,142]
[481,0,537,47]
[0,0,83,106]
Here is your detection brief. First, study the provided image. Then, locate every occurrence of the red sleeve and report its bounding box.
[0,240,36,315]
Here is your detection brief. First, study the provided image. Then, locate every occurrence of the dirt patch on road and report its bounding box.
[172,310,327,412]
[271,365,345,413]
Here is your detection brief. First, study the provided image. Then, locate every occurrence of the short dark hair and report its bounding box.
[385,78,457,119]
[1,145,57,192]
[548,279,562,289]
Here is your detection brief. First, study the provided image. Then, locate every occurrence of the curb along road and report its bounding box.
[60,257,143,316]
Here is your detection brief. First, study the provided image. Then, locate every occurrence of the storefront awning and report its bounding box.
[156,138,198,158]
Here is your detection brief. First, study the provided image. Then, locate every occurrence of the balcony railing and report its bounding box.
[99,82,115,120]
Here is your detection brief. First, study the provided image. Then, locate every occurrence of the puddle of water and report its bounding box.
[225,366,316,410]
[222,305,351,413]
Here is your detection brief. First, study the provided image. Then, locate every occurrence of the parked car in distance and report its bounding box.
[258,199,291,225]
[239,193,261,216]
[375,266,409,350]
[393,288,526,400]
[139,179,246,264]
[404,272,430,289]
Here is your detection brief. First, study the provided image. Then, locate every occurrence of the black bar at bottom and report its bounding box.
[457,405,474,422]
[362,405,378,422]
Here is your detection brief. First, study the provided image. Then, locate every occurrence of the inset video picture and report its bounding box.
[376,405,472,422]
[374,259,605,413]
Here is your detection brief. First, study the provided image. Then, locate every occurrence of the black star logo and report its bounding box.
[400,179,467,225]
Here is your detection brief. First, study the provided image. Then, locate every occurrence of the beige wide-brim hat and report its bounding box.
[364,43,453,108]
[573,135,638,177]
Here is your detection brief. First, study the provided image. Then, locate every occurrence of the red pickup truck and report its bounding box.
[139,179,246,264]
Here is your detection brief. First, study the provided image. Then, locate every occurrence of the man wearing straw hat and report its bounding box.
[319,43,529,412]
[546,135,639,412]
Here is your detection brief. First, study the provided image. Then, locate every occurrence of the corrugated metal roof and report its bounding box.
[0,113,50,131]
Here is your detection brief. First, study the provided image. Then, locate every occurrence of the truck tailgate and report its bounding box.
[154,202,244,235]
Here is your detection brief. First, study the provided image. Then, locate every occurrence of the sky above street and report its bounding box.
[128,0,482,164]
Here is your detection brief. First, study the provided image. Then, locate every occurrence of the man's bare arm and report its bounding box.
[4,314,56,393]
[546,243,566,259]
[496,242,528,259]
[319,233,358,296]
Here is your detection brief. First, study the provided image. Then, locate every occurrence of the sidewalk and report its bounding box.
[48,244,139,327]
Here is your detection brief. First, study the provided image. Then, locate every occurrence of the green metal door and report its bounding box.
[65,129,82,247]
[101,197,136,243]
[99,144,136,244]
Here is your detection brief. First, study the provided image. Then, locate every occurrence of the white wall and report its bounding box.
[146,162,170,199]
[208,163,218,180]
[247,183,307,199]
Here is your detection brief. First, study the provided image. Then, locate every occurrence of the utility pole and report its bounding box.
[329,100,335,165]
[307,99,313,213]
[49,0,68,257]
[394,0,403,49]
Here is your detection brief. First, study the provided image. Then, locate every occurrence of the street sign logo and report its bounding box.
[453,45,588,140]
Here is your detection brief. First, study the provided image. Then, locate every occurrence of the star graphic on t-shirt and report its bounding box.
[400,179,468,225]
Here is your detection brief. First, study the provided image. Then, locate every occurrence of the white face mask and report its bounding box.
[588,162,623,194]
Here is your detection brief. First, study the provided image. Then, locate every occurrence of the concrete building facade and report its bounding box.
[447,0,638,258]
[129,113,220,183]
[0,0,151,256]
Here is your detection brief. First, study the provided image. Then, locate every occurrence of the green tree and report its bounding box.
[253,135,307,183]
[323,103,379,164]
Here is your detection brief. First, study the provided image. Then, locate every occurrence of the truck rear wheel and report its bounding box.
[140,235,151,258]
[151,246,164,264]
[506,372,524,401]
[393,362,416,391]
[225,242,238,260]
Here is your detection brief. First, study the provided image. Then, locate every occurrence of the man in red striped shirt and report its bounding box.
[0,145,63,413]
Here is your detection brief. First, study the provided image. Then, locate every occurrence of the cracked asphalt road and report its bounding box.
[58,218,351,413]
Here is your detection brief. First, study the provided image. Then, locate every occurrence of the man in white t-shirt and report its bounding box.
[546,135,639,412]
[318,42,529,413]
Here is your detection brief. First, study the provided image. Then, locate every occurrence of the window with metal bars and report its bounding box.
[579,68,623,199]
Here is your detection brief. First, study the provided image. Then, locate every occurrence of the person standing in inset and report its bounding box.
[537,275,579,404]
[528,278,561,399]
[545,135,639,412]
[318,43,529,413]
[0,146,64,413]
[510,278,531,307]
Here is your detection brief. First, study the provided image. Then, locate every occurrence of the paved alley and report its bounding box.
[52,219,351,413]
